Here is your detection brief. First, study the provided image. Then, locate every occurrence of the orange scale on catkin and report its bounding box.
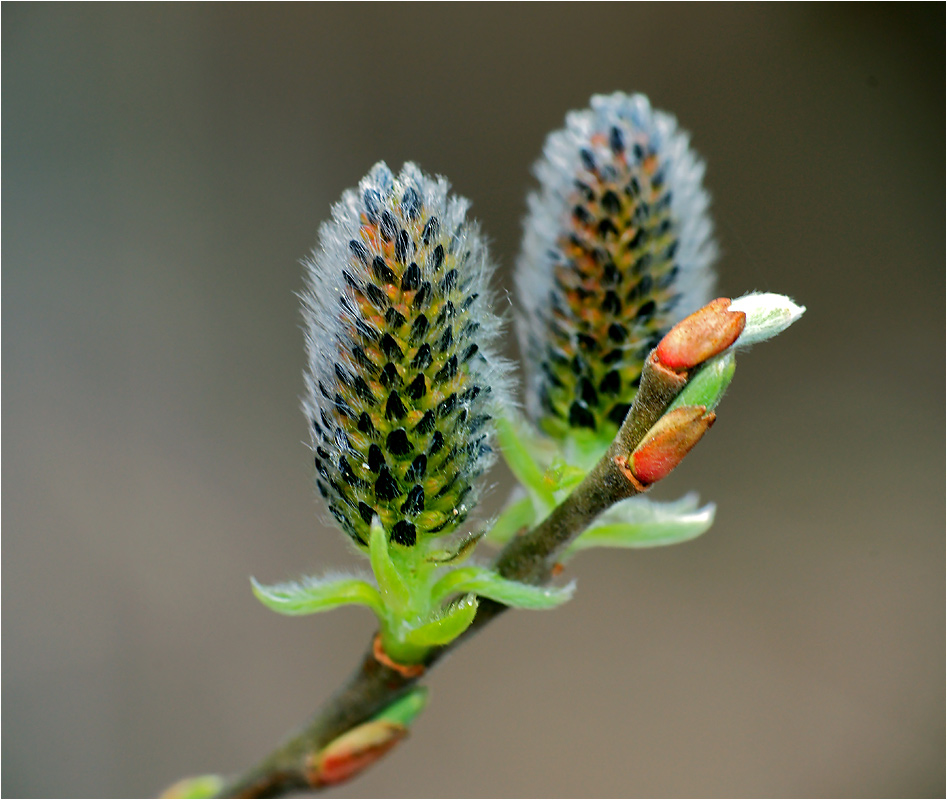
[402,408,426,429]
[359,225,382,250]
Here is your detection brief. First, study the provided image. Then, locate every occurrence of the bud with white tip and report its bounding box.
[729,292,806,348]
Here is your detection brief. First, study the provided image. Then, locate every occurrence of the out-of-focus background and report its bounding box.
[3,5,943,797]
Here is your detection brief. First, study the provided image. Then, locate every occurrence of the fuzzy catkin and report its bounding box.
[516,92,717,439]
[302,162,510,548]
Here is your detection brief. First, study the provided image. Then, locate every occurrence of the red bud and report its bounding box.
[629,406,715,485]
[310,720,407,786]
[654,298,746,371]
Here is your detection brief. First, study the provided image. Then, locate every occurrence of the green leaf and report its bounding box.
[667,351,736,413]
[484,493,536,546]
[368,516,412,613]
[372,687,429,727]
[427,530,485,564]
[402,595,479,647]
[560,428,613,474]
[568,494,715,553]
[495,414,557,508]
[251,575,384,617]
[548,459,588,494]
[431,566,574,610]
[161,774,224,799]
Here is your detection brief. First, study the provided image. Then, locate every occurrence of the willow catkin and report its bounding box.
[302,162,510,548]
[516,92,717,439]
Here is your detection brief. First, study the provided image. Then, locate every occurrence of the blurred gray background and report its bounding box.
[4,4,943,797]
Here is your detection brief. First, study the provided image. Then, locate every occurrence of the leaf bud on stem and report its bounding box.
[620,405,716,486]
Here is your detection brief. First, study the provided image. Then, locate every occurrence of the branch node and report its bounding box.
[613,455,649,492]
[372,634,426,678]
[647,350,690,384]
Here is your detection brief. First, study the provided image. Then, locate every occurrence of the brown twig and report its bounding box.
[213,300,743,798]
[215,369,677,797]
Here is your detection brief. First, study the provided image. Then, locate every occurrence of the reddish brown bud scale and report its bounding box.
[629,405,716,485]
[654,297,746,371]
[309,720,407,786]
[613,454,648,492]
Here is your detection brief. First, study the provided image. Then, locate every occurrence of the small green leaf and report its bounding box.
[372,687,429,727]
[547,459,588,494]
[431,566,574,609]
[161,774,224,799]
[667,351,736,414]
[495,415,557,508]
[561,428,613,473]
[568,494,715,553]
[402,595,479,647]
[484,493,536,546]
[427,530,485,564]
[251,575,384,617]
[369,516,412,613]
